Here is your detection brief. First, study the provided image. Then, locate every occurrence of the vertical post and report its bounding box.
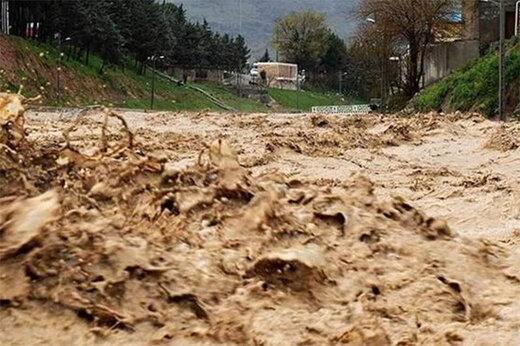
[499,0,505,120]
[151,58,156,110]
[57,35,63,105]
[296,73,300,112]
[515,1,520,36]
[381,31,387,114]
[380,63,384,108]
[238,0,242,99]
[338,71,342,95]
[239,69,242,97]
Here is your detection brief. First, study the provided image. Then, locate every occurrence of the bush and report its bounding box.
[414,40,520,117]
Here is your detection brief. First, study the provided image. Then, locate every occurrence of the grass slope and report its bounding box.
[0,35,360,113]
[268,88,355,112]
[0,35,267,112]
[414,39,520,117]
[192,82,269,112]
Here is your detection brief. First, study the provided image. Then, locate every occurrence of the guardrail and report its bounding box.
[311,104,371,114]
[155,70,236,112]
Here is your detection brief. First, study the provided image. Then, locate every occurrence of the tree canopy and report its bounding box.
[272,11,330,71]
[358,0,457,96]
[15,0,250,73]
[259,49,271,62]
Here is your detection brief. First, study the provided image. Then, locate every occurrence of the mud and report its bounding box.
[1,96,520,345]
[484,125,520,151]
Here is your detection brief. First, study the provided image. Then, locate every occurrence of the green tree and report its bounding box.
[272,11,330,71]
[232,35,250,71]
[34,0,250,74]
[259,49,271,62]
[219,34,235,70]
[321,33,348,73]
[358,0,457,96]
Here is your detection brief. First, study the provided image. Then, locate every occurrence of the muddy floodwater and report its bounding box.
[2,94,520,345]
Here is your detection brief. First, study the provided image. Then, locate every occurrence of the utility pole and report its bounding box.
[56,36,70,105]
[381,57,386,113]
[57,34,61,105]
[499,0,505,120]
[151,58,156,109]
[366,14,387,113]
[481,0,505,119]
[149,55,164,110]
[296,75,300,112]
[338,71,342,95]
[235,0,243,99]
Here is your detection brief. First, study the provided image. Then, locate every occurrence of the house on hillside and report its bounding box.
[424,0,519,86]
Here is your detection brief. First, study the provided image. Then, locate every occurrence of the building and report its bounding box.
[424,0,519,86]
[463,0,519,48]
[252,62,299,90]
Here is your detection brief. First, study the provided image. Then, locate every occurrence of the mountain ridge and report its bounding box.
[166,0,360,60]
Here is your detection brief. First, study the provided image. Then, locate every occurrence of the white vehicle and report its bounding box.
[250,63,260,77]
[248,62,300,90]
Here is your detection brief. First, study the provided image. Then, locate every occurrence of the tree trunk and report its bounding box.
[85,43,91,65]
[406,40,420,97]
[418,39,428,91]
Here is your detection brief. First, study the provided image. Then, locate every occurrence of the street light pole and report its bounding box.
[338,71,342,95]
[151,57,156,110]
[296,73,300,112]
[498,0,505,120]
[57,36,71,105]
[483,0,506,120]
[149,55,164,110]
[57,34,61,105]
[366,15,387,113]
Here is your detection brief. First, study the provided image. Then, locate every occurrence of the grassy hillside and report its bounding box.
[193,82,269,112]
[268,88,355,112]
[413,39,520,117]
[0,35,358,113]
[0,35,267,112]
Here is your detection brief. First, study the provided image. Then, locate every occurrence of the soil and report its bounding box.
[2,96,520,345]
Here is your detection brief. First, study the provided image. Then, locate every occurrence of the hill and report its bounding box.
[413,40,520,117]
[0,35,351,112]
[166,0,360,59]
[0,35,253,111]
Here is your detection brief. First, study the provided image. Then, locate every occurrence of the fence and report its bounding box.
[311,104,372,114]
